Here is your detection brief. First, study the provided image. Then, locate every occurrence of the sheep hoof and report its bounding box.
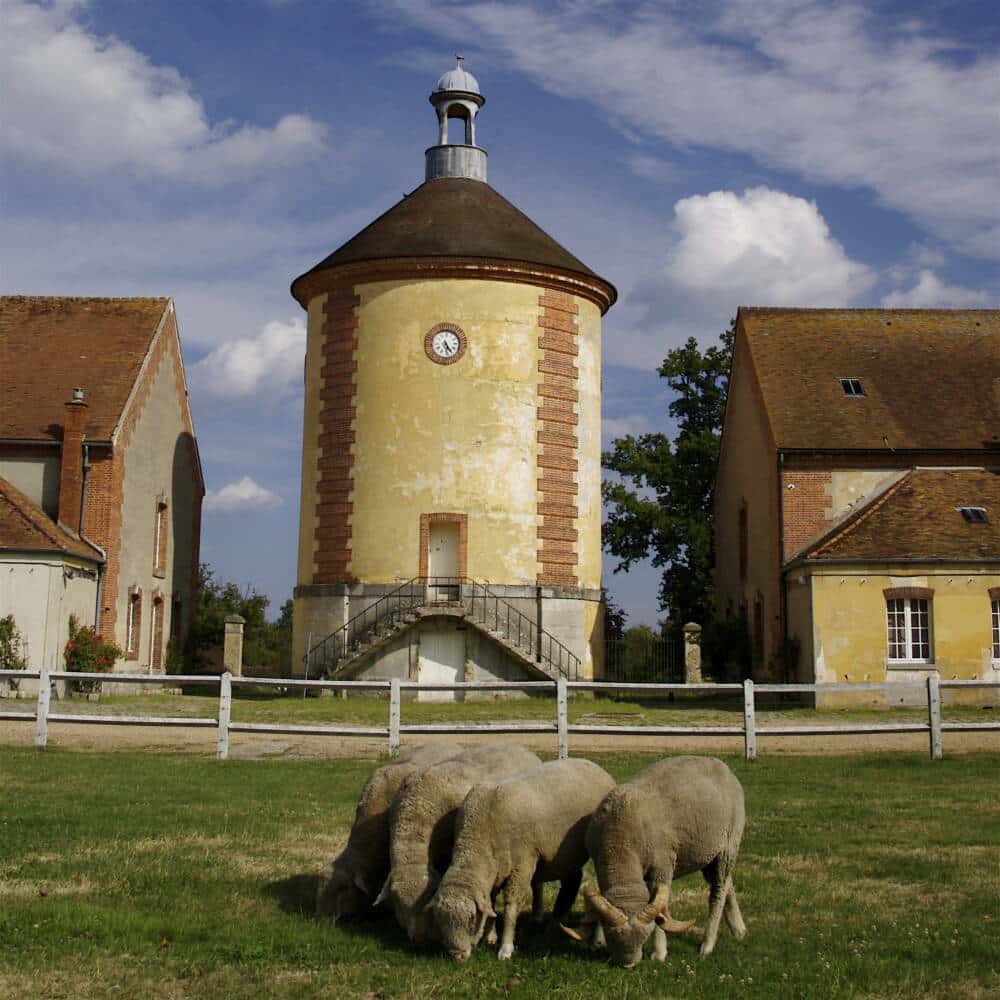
[497,944,514,960]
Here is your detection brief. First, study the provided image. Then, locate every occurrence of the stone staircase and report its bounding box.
[305,578,580,682]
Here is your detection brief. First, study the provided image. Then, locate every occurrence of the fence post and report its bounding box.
[927,674,942,760]
[35,665,50,750]
[556,678,568,759]
[216,671,232,760]
[389,679,401,757]
[742,678,757,761]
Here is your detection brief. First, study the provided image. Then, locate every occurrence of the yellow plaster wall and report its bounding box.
[808,567,1000,693]
[296,293,328,587]
[575,298,603,590]
[714,332,779,672]
[347,278,590,584]
[828,469,905,519]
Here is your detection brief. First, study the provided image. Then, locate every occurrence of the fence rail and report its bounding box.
[2,669,998,761]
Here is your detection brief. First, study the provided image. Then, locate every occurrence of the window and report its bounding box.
[150,594,164,673]
[959,506,988,524]
[992,598,1000,661]
[839,378,865,396]
[153,499,168,576]
[887,597,931,662]
[126,589,142,660]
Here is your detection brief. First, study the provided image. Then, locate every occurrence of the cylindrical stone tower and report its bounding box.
[291,63,615,691]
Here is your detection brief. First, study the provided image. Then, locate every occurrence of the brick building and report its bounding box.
[714,307,1000,702]
[0,296,203,676]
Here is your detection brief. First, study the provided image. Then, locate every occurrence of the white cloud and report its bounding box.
[602,414,649,447]
[1,0,326,181]
[881,270,992,308]
[189,318,306,398]
[375,0,1000,257]
[667,187,875,306]
[204,476,283,513]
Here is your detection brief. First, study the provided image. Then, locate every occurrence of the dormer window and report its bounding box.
[839,378,865,397]
[959,506,988,523]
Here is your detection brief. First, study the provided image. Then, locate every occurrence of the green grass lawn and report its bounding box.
[2,750,998,999]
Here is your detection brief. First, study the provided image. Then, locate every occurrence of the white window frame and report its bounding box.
[886,597,932,663]
[126,594,140,655]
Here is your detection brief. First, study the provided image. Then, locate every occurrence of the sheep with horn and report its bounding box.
[566,755,747,968]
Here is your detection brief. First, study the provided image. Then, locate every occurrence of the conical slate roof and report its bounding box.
[291,178,616,308]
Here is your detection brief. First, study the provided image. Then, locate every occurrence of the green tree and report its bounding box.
[602,321,734,634]
[192,564,291,672]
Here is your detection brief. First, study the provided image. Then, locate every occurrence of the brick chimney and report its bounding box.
[58,388,88,534]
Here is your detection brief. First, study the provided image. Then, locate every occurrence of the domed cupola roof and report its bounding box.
[434,64,481,97]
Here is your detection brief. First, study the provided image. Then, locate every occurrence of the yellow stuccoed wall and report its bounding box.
[296,293,328,587]
[575,298,603,591]
[789,566,1000,706]
[297,278,603,587]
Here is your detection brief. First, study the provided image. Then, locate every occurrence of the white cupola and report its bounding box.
[425,57,488,182]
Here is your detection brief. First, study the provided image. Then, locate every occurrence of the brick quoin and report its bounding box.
[313,288,360,584]
[536,292,579,586]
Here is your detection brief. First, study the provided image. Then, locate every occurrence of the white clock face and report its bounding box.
[431,329,461,359]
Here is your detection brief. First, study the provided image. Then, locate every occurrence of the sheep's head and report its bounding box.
[376,865,442,944]
[584,885,694,968]
[431,888,496,962]
[315,863,369,921]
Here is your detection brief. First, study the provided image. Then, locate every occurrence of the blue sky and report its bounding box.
[3,0,997,627]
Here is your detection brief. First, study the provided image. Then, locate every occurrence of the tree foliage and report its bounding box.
[602,322,734,634]
[192,564,292,672]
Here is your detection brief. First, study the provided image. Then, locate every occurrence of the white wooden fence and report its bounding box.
[1,668,998,762]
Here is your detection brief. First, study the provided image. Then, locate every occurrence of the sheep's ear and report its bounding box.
[374,878,391,907]
[354,872,368,895]
[560,924,586,943]
[476,898,497,920]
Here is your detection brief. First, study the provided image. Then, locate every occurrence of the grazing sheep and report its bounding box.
[431,757,616,961]
[577,755,747,968]
[377,744,542,943]
[316,743,458,921]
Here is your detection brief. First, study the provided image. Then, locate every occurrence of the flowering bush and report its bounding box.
[65,614,122,693]
[0,615,27,691]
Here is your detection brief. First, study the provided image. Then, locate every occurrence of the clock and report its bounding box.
[424,323,468,365]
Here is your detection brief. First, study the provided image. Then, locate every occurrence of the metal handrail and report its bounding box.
[304,577,582,680]
[464,579,581,680]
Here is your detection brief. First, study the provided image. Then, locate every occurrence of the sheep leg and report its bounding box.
[723,877,747,939]
[531,879,546,923]
[485,888,499,945]
[651,925,668,961]
[700,858,730,957]
[551,869,583,923]
[498,872,529,960]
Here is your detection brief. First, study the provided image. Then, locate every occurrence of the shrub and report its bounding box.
[64,615,123,694]
[701,613,752,682]
[0,615,27,691]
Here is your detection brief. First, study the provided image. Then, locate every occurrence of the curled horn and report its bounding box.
[641,883,696,933]
[638,884,670,925]
[373,877,391,907]
[583,886,627,928]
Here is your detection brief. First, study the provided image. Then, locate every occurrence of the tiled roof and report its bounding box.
[797,468,1000,562]
[0,296,170,441]
[0,476,103,562]
[292,177,616,305]
[739,308,1000,451]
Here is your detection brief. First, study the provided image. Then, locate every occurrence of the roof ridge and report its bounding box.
[738,306,1000,315]
[0,295,170,303]
[806,471,916,559]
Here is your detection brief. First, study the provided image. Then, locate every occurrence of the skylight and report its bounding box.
[959,507,988,523]
[840,378,865,397]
